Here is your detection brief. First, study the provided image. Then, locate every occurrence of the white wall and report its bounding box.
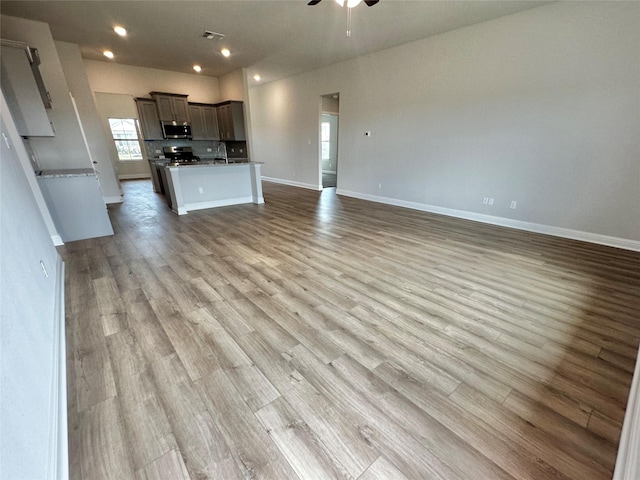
[322,95,339,114]
[249,1,640,247]
[94,92,151,179]
[0,15,95,171]
[1,90,66,480]
[55,41,122,201]
[84,60,220,103]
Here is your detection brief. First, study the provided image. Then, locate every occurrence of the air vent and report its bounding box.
[202,31,225,40]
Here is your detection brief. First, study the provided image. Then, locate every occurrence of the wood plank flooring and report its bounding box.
[61,179,640,480]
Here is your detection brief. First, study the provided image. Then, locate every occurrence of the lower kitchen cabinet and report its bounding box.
[37,169,114,242]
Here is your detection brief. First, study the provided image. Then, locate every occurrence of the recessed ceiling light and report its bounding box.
[193,65,202,73]
[221,48,231,58]
[253,74,261,82]
[103,50,114,59]
[113,26,127,37]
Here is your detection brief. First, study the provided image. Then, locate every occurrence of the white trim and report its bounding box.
[262,176,321,191]
[614,347,640,479]
[118,173,151,180]
[177,196,260,215]
[47,257,68,480]
[335,189,640,252]
[103,195,123,204]
[51,235,64,246]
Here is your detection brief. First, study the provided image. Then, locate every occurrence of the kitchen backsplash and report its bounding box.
[143,140,227,159]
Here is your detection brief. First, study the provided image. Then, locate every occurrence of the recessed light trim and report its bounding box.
[103,50,114,59]
[253,74,261,82]
[202,31,225,41]
[114,26,127,37]
[193,65,202,73]
[221,48,231,58]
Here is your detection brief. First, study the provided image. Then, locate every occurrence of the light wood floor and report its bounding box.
[61,179,640,480]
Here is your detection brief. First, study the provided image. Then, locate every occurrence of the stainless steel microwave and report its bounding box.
[161,120,192,139]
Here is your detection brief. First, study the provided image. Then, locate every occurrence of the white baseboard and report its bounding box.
[177,196,262,215]
[262,176,321,191]
[48,256,68,480]
[335,189,640,252]
[614,346,640,479]
[103,195,123,204]
[118,174,151,180]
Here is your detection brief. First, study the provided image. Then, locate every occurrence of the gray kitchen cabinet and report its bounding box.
[215,100,245,141]
[1,41,54,137]
[37,169,114,242]
[189,103,220,140]
[150,92,190,123]
[202,105,219,140]
[135,98,163,140]
[188,104,205,140]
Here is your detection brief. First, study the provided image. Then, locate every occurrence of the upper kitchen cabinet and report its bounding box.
[150,92,190,123]
[215,100,245,141]
[189,103,219,141]
[135,98,163,140]
[0,40,54,137]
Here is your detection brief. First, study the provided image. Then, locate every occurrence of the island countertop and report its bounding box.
[165,161,262,168]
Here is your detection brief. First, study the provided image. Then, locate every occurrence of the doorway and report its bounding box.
[321,93,339,188]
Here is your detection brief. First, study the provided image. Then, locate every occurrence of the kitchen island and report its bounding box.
[164,161,264,215]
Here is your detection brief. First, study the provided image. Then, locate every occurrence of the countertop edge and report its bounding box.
[36,168,96,179]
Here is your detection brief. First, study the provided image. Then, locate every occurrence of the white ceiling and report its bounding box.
[0,0,551,84]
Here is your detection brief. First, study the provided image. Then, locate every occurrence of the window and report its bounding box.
[108,118,143,161]
[321,121,330,160]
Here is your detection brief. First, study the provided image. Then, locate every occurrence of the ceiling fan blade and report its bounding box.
[307,0,322,5]
[364,0,379,6]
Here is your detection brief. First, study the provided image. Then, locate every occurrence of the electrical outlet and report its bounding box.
[378,182,382,190]
[483,197,489,205]
[155,149,161,154]
[510,200,517,209]
[198,187,204,194]
[488,198,494,206]
[207,148,212,152]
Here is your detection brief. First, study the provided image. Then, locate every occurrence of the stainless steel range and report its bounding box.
[162,146,199,163]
